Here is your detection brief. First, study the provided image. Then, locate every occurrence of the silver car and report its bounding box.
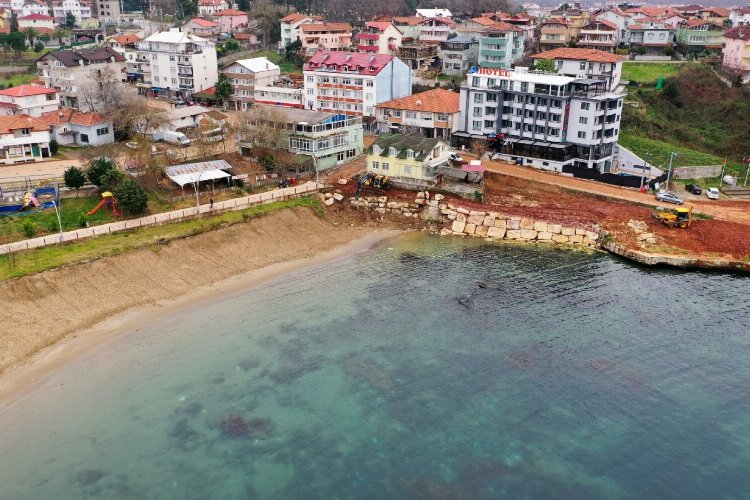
[655,191,684,205]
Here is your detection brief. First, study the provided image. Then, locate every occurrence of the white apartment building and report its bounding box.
[36,47,127,110]
[126,29,218,100]
[455,66,626,173]
[20,0,49,17]
[0,85,59,117]
[94,0,120,21]
[530,47,625,91]
[279,12,321,50]
[52,0,93,25]
[220,57,279,111]
[198,0,229,16]
[303,51,412,118]
[17,14,54,31]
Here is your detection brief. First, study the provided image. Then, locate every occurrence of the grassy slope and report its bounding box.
[621,62,684,84]
[0,72,36,88]
[622,65,750,175]
[0,197,321,281]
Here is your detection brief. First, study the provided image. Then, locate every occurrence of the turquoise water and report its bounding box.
[2,234,750,499]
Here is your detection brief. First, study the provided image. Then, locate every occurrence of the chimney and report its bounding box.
[416,99,422,106]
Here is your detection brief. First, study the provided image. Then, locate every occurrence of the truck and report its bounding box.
[154,130,191,147]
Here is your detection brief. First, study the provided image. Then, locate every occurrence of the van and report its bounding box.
[155,131,191,147]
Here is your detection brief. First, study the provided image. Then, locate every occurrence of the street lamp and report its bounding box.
[665,152,677,192]
[192,171,204,218]
[49,200,63,244]
[641,152,652,191]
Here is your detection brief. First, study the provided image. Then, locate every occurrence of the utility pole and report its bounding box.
[665,151,677,192]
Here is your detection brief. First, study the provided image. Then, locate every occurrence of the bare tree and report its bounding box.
[237,105,288,149]
[77,66,136,114]
[470,138,490,159]
[252,0,283,49]
[111,96,171,138]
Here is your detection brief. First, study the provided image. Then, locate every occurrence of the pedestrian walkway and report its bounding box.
[0,182,319,255]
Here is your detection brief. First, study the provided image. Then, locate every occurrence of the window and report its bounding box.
[577,131,586,139]
[472,76,480,86]
[472,120,481,130]
[580,62,586,70]
[549,128,559,137]
[372,161,379,169]
[366,80,373,87]
[579,117,588,124]
[473,107,482,117]
[365,93,373,100]
[404,165,412,175]
[354,79,363,85]
[388,147,397,156]
[381,162,389,171]
[306,75,314,82]
[422,167,432,178]
[20,128,30,136]
[599,63,606,71]
[80,133,89,143]
[486,93,497,102]
[485,107,496,115]
[421,113,431,120]
[484,120,494,128]
[407,149,415,158]
[96,127,109,136]
[406,111,417,119]
[580,102,590,110]
[307,88,314,95]
[557,60,563,69]
[342,78,351,85]
[521,82,528,92]
[337,151,345,161]
[473,93,483,103]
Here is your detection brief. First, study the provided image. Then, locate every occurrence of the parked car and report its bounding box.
[655,191,684,205]
[684,184,702,195]
[448,152,463,162]
[706,187,720,200]
[125,141,139,150]
[170,97,186,106]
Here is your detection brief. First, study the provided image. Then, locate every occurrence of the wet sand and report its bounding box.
[0,207,400,404]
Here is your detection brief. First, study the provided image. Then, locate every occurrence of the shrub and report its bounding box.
[87,157,118,188]
[21,220,35,238]
[78,212,88,228]
[47,217,59,232]
[113,178,148,215]
[100,168,125,192]
[63,165,86,196]
[49,139,60,156]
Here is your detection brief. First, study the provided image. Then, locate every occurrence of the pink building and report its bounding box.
[356,21,402,55]
[300,22,353,56]
[215,9,248,33]
[722,26,750,84]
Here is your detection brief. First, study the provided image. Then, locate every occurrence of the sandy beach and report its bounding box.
[0,207,399,402]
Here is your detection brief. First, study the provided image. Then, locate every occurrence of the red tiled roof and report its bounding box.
[469,17,497,26]
[585,19,618,30]
[300,22,352,32]
[531,47,626,63]
[684,18,724,28]
[0,114,50,134]
[233,33,255,40]
[40,108,108,127]
[19,13,54,20]
[483,21,522,33]
[216,9,246,16]
[0,85,57,97]
[111,34,142,44]
[699,6,729,17]
[304,51,393,75]
[376,88,459,114]
[190,17,219,27]
[725,26,750,41]
[542,17,571,26]
[365,21,394,32]
[280,13,308,23]
[429,17,457,28]
[393,16,428,26]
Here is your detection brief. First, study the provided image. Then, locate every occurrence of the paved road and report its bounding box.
[482,158,750,224]
[0,158,84,181]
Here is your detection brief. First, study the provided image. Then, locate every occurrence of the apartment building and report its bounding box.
[37,47,127,109]
[279,12,322,50]
[439,36,478,76]
[198,0,229,16]
[698,7,730,24]
[19,0,47,17]
[214,9,248,33]
[0,85,59,117]
[455,65,626,173]
[722,26,750,84]
[303,51,412,118]
[530,48,624,91]
[375,88,460,139]
[539,18,573,51]
[676,19,726,56]
[356,21,402,55]
[577,20,619,53]
[628,21,676,56]
[594,8,632,42]
[0,114,52,164]
[94,0,120,21]
[300,22,353,56]
[220,57,279,110]
[456,16,497,38]
[253,80,304,108]
[240,106,364,172]
[183,17,221,38]
[478,23,524,69]
[418,17,456,44]
[126,29,218,100]
[730,7,750,27]
[390,16,427,40]
[52,0,92,25]
[18,13,54,31]
[40,108,114,146]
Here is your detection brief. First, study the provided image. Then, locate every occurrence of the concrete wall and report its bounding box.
[673,165,723,179]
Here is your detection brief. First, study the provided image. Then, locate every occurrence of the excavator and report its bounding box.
[652,206,693,228]
[355,172,389,198]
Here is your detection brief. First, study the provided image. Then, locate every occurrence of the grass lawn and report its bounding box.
[0,72,36,88]
[621,62,685,84]
[619,130,730,168]
[0,197,320,281]
[0,196,117,244]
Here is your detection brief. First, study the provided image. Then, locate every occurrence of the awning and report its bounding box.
[169,169,230,187]
[452,131,471,138]
[517,140,534,146]
[462,163,484,173]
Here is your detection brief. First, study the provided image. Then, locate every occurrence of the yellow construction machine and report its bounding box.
[652,206,693,228]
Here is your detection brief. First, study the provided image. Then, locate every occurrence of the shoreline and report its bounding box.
[0,226,401,410]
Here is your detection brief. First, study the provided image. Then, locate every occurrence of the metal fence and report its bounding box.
[0,182,319,256]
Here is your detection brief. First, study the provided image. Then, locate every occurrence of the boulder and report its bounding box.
[520,218,534,230]
[494,219,507,231]
[638,232,655,241]
[561,226,576,236]
[487,226,506,239]
[548,224,562,234]
[434,194,444,201]
[447,214,456,220]
[333,193,344,201]
[469,210,486,217]
[457,207,470,215]
[464,223,477,235]
[374,207,386,213]
[416,191,425,199]
[585,231,599,241]
[377,196,387,203]
[324,192,333,199]
[440,228,452,236]
[575,228,586,235]
[533,221,548,232]
[387,202,400,209]
[420,205,442,222]
[583,237,597,246]
[645,237,657,244]
[323,198,335,206]
[338,178,348,185]
[456,213,467,222]
[427,200,439,207]
[475,225,489,237]
[467,214,485,226]
[520,229,537,240]
[403,212,412,217]
[505,229,521,239]
[506,219,520,230]
[537,231,553,240]
[569,234,584,244]
[483,216,495,227]
[451,220,466,233]
[415,199,427,206]
[552,234,569,244]
[441,209,454,216]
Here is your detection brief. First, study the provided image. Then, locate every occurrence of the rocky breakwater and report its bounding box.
[440,206,599,248]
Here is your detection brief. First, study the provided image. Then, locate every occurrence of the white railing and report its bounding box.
[0,182,319,255]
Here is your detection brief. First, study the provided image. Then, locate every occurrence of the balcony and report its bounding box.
[179,83,193,89]
[358,45,378,52]
[358,33,380,40]
[481,49,506,57]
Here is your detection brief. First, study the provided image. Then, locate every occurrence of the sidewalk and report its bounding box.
[0,182,318,255]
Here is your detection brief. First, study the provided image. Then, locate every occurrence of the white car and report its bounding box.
[449,152,463,162]
[706,187,720,200]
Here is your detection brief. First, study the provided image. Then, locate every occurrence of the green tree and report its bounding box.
[87,157,118,188]
[177,0,198,19]
[114,178,148,215]
[52,28,70,46]
[215,74,233,105]
[223,38,239,51]
[100,168,125,192]
[63,166,86,197]
[6,31,27,56]
[236,0,250,10]
[284,39,303,67]
[33,40,44,52]
[22,27,37,46]
[65,11,76,28]
[533,58,557,72]
[49,139,59,155]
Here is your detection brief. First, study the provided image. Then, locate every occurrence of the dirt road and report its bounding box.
[0,158,85,181]
[482,158,750,224]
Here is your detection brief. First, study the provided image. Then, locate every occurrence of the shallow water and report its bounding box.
[2,234,750,499]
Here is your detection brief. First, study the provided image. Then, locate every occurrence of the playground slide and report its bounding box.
[87,200,106,216]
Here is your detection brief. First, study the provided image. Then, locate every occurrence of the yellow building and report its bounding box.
[366,132,451,185]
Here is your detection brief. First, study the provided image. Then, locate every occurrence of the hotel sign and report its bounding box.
[475,68,513,77]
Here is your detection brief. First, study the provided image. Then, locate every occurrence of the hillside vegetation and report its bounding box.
[623,66,750,171]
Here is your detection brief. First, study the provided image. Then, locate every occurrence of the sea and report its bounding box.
[1,233,750,500]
